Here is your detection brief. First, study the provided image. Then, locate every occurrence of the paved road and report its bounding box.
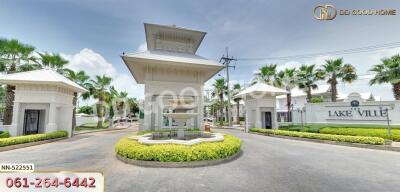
[1,127,400,192]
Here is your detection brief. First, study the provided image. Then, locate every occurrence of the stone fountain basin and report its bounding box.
[129,133,224,146]
[163,113,199,119]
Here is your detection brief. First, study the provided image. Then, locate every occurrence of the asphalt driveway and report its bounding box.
[1,126,400,192]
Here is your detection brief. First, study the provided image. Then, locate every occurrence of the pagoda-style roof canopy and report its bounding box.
[0,69,87,93]
[122,23,223,84]
[235,82,288,98]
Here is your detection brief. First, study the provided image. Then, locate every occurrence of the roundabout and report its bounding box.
[114,133,242,167]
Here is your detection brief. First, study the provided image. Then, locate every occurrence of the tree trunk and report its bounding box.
[71,92,77,136]
[96,101,104,129]
[3,85,15,125]
[331,74,337,102]
[286,93,291,122]
[236,100,240,124]
[219,94,223,126]
[393,82,400,100]
[306,87,312,102]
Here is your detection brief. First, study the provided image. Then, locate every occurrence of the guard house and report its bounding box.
[122,23,223,131]
[0,69,87,137]
[235,83,287,131]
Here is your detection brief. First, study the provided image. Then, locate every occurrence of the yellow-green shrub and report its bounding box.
[115,134,241,162]
[0,131,68,147]
[320,128,400,141]
[250,128,385,145]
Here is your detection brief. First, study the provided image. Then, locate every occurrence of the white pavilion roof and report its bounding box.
[235,82,288,98]
[124,50,221,67]
[0,69,87,93]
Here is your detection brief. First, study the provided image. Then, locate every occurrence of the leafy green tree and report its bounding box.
[0,39,38,124]
[253,64,278,85]
[64,69,91,132]
[78,105,94,114]
[370,54,400,100]
[211,78,227,125]
[127,97,139,116]
[297,64,325,102]
[321,58,357,102]
[90,75,112,128]
[110,86,129,118]
[275,68,297,121]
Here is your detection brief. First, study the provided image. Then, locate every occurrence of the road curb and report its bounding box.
[250,132,400,152]
[0,137,67,152]
[116,150,243,168]
[74,127,129,135]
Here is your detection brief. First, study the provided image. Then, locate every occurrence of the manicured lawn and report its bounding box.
[75,121,110,131]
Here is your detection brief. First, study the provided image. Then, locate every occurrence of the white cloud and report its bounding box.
[62,48,144,105]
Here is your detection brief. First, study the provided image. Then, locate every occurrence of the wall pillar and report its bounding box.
[9,102,20,136]
[46,103,58,133]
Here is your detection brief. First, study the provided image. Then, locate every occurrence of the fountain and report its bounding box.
[163,98,198,139]
[128,97,224,145]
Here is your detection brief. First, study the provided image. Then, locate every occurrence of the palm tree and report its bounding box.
[211,78,227,125]
[110,86,129,119]
[90,75,112,128]
[0,39,38,124]
[253,64,278,85]
[370,54,400,100]
[232,83,242,124]
[127,97,139,117]
[297,64,325,102]
[38,52,69,74]
[275,68,297,121]
[321,58,357,102]
[64,69,91,133]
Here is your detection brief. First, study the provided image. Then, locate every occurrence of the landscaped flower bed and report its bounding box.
[0,131,68,147]
[250,128,385,145]
[115,134,241,162]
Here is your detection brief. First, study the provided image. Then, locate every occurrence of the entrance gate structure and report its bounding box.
[122,23,223,131]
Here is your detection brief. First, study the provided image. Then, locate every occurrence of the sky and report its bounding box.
[0,0,399,102]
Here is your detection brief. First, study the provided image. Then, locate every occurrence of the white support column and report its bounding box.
[46,103,58,133]
[9,102,20,136]
[255,108,262,128]
[143,95,152,131]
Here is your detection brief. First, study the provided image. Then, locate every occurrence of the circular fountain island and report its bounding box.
[115,98,241,167]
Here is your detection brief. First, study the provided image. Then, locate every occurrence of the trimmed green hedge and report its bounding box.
[250,128,385,145]
[0,131,10,138]
[115,134,241,162]
[320,128,400,141]
[0,131,68,147]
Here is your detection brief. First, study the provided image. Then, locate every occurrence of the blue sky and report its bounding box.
[1,0,399,101]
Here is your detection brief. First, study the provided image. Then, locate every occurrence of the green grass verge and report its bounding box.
[320,128,400,141]
[75,121,110,131]
[115,134,241,162]
[0,131,68,147]
[0,131,10,138]
[250,128,385,145]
